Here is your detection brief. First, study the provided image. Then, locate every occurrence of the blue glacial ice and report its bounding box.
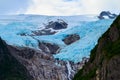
[0,15,114,63]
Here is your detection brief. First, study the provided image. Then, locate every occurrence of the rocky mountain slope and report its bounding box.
[73,15,120,80]
[0,37,33,80]
[0,37,83,80]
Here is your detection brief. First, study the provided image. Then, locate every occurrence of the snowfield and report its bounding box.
[0,15,114,63]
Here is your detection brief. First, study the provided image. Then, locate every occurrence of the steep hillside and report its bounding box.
[73,15,120,80]
[0,38,33,80]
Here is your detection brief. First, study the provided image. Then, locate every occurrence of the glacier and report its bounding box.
[0,15,114,63]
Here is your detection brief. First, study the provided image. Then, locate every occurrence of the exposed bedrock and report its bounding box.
[31,19,68,36]
[98,11,117,19]
[45,19,68,30]
[62,34,80,45]
[38,42,60,54]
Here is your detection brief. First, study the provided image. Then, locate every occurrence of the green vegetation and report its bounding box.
[73,67,97,80]
[89,44,98,62]
[102,16,120,59]
[104,39,120,59]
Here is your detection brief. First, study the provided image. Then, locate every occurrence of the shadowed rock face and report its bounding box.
[0,38,33,80]
[39,42,60,54]
[98,11,117,19]
[74,15,120,80]
[46,20,68,30]
[62,34,80,45]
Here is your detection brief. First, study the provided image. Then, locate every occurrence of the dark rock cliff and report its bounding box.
[73,16,120,80]
[0,37,33,80]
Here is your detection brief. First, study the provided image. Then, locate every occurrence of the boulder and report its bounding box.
[62,34,80,45]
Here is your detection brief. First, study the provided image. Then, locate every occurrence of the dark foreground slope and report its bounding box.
[0,36,82,80]
[73,15,120,80]
[0,38,33,80]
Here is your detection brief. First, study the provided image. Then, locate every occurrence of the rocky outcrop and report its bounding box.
[46,19,68,30]
[73,15,120,80]
[0,37,33,80]
[18,19,68,36]
[62,34,80,45]
[31,19,68,36]
[32,29,56,36]
[98,11,117,19]
[38,42,60,54]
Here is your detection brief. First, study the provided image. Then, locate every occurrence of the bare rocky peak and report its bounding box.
[98,11,117,19]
